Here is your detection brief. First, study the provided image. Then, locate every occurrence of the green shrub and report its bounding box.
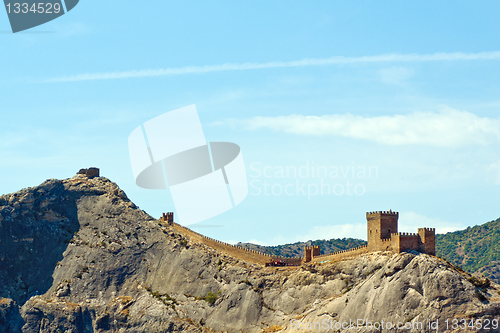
[205,292,217,305]
[238,279,252,286]
[475,291,487,302]
[150,290,177,308]
[468,276,490,289]
[202,291,221,305]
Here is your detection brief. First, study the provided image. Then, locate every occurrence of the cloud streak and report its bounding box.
[43,51,500,83]
[242,223,367,246]
[399,211,466,234]
[235,108,500,147]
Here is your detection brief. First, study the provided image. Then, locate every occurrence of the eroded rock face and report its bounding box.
[0,176,499,332]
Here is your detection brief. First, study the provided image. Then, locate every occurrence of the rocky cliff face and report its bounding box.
[1,175,499,332]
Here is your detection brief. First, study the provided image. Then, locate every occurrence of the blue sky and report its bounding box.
[1,1,500,245]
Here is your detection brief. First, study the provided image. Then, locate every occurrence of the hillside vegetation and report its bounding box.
[436,217,500,281]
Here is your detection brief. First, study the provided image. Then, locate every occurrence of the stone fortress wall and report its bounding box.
[160,209,435,266]
[76,168,434,265]
[307,245,369,263]
[166,220,303,266]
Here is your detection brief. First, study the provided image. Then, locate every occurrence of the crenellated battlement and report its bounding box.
[395,232,418,237]
[318,244,368,257]
[304,245,320,262]
[418,227,435,232]
[366,210,399,217]
[167,221,301,265]
[309,245,368,263]
[159,212,174,225]
[77,167,100,178]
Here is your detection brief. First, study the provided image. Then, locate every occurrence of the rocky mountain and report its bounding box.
[1,174,500,332]
[237,238,367,258]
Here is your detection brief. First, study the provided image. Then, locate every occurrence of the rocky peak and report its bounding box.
[0,175,499,332]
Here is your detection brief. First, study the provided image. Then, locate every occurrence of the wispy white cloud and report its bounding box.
[304,215,466,240]
[302,223,367,241]
[43,51,500,83]
[379,66,414,85]
[399,211,466,234]
[55,22,90,37]
[233,108,500,147]
[0,132,29,149]
[241,223,367,246]
[241,212,465,245]
[486,160,500,185]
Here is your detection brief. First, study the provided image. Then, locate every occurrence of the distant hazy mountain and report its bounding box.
[237,238,367,258]
[436,217,500,283]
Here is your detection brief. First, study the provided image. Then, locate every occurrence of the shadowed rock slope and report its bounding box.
[1,175,500,332]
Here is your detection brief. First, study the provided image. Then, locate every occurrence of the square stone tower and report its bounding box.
[367,210,398,251]
[77,167,100,178]
[418,228,436,255]
[160,212,174,225]
[304,245,320,262]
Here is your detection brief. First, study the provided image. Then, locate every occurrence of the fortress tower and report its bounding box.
[418,228,436,255]
[77,167,100,178]
[304,245,320,262]
[366,210,435,255]
[160,212,174,225]
[367,210,398,251]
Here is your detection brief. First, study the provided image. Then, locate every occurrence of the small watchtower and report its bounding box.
[367,210,398,251]
[418,228,436,255]
[77,167,100,178]
[304,245,320,262]
[160,212,174,225]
